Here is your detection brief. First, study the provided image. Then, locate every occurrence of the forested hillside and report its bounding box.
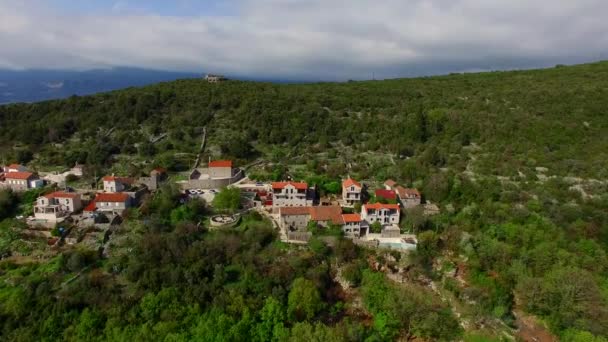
[1,62,608,341]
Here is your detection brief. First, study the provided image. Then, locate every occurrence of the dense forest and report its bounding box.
[1,62,608,341]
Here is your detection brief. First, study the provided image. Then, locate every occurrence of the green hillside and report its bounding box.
[1,62,608,341]
[1,61,607,178]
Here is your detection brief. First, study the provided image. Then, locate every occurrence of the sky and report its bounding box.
[1,0,608,80]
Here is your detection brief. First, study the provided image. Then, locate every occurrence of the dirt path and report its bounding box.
[192,126,207,170]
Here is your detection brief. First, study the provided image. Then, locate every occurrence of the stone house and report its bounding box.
[395,186,422,208]
[4,172,41,192]
[279,206,362,238]
[92,193,131,213]
[279,207,311,232]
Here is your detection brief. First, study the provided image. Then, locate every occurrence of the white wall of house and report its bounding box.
[342,221,362,237]
[97,201,129,212]
[272,185,311,209]
[342,185,361,206]
[103,180,125,193]
[362,207,400,226]
[208,167,232,178]
[6,179,29,191]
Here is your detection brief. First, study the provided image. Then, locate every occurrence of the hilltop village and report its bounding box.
[0,159,439,252]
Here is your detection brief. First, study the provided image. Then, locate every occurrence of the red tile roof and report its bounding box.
[384,179,397,187]
[83,201,97,212]
[209,160,233,168]
[152,167,167,174]
[364,203,400,211]
[44,191,80,199]
[280,206,345,225]
[5,172,34,180]
[375,189,397,200]
[272,181,308,190]
[342,178,361,189]
[395,186,421,199]
[96,193,129,202]
[279,207,311,216]
[342,213,361,223]
[102,176,134,184]
[8,164,23,169]
[310,206,344,225]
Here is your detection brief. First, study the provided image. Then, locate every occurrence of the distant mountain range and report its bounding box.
[0,68,200,104]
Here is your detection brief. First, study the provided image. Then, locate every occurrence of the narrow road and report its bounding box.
[192,126,207,170]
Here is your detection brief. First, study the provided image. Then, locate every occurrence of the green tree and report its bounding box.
[213,187,241,212]
[255,297,289,341]
[288,278,324,322]
[370,221,382,234]
[0,190,17,220]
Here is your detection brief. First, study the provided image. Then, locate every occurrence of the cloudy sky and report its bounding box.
[1,0,607,80]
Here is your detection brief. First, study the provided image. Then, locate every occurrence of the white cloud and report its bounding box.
[0,0,607,80]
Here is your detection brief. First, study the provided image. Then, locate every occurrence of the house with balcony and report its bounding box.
[342,178,362,207]
[361,203,400,226]
[271,181,313,211]
[342,213,363,238]
[34,192,82,222]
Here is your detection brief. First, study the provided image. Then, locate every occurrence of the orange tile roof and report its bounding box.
[395,186,421,199]
[5,172,34,180]
[272,181,308,190]
[384,179,397,187]
[342,213,361,223]
[342,178,361,189]
[102,176,134,184]
[44,191,80,199]
[8,164,23,169]
[364,203,400,211]
[96,193,129,202]
[209,160,233,168]
[310,206,344,225]
[279,207,311,216]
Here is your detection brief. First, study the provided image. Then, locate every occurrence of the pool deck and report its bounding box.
[359,233,417,244]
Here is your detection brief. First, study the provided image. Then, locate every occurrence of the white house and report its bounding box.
[271,181,312,210]
[361,203,400,226]
[342,178,362,207]
[34,192,83,222]
[341,213,362,238]
[91,193,131,213]
[102,176,134,193]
